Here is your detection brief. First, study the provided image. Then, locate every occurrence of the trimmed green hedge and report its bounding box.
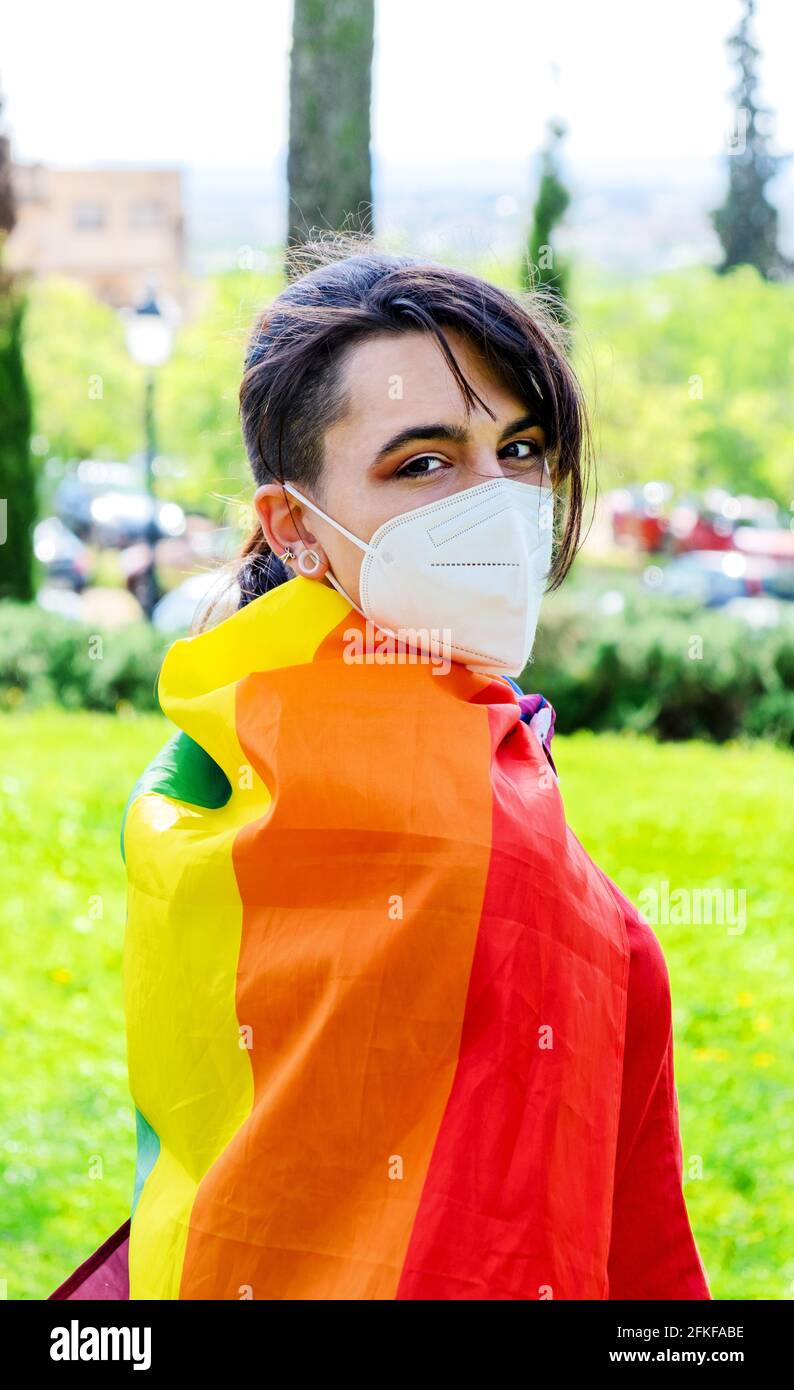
[2,595,793,745]
[0,602,169,713]
[527,592,794,747]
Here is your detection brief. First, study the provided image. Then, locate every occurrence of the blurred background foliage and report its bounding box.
[22,261,794,513]
[1,0,792,1307]
[2,590,794,748]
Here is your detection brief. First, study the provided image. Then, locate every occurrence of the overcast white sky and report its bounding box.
[4,0,793,170]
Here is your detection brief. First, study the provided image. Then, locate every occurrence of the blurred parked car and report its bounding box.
[672,488,791,559]
[33,516,92,590]
[645,549,794,607]
[732,526,794,563]
[667,494,735,553]
[610,482,673,552]
[54,460,142,535]
[612,483,793,561]
[54,459,185,547]
[90,492,186,548]
[702,487,783,530]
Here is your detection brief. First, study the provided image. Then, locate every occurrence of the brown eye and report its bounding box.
[501,440,544,460]
[394,455,448,479]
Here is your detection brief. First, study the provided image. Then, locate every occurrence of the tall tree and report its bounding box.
[711,0,790,280]
[286,0,375,256]
[520,119,571,322]
[0,78,35,602]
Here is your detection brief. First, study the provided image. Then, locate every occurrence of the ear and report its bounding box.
[254,484,311,545]
[253,483,327,575]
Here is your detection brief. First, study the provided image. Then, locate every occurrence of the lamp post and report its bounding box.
[120,286,175,619]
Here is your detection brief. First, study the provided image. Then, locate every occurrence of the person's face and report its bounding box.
[253,326,551,609]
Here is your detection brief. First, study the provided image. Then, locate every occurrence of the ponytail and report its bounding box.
[236,524,294,609]
[190,523,293,635]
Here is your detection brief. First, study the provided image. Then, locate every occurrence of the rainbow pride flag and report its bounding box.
[50,572,711,1300]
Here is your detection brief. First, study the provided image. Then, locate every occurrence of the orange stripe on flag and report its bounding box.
[178,612,497,1298]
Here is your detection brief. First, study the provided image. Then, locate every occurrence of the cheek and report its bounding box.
[317,478,393,602]
[320,524,367,609]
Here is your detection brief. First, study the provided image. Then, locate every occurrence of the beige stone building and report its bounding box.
[6,161,187,311]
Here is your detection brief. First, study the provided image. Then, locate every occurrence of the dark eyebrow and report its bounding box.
[371,412,543,467]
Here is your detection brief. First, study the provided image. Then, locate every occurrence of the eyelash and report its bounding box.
[394,439,544,479]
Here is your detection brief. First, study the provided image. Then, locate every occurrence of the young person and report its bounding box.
[51,236,711,1302]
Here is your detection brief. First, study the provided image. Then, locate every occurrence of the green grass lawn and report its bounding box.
[0,709,791,1300]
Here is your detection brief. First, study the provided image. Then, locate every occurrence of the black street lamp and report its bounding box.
[120,286,175,619]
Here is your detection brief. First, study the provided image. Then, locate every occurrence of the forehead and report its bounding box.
[331,328,528,440]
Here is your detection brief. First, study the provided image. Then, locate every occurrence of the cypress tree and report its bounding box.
[520,119,571,322]
[711,0,791,280]
[0,82,35,602]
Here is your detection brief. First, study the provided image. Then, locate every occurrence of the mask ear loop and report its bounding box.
[282,481,370,617]
[283,481,370,553]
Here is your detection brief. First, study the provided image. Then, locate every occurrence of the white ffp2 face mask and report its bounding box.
[283,476,555,677]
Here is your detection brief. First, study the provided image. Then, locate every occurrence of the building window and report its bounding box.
[73,202,105,229]
[129,199,165,229]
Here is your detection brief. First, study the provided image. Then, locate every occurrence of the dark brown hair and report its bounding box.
[197,230,594,631]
